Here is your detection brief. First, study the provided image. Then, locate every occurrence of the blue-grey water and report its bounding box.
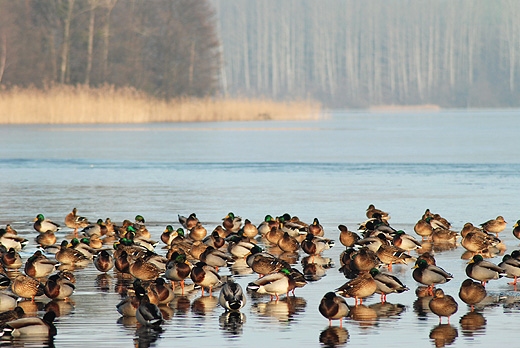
[1,109,520,347]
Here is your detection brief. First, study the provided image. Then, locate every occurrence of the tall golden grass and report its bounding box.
[0,85,322,124]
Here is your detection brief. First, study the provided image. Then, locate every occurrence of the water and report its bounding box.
[1,109,520,347]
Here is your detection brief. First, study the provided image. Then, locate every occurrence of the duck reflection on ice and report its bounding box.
[459,311,486,337]
[191,295,218,316]
[134,325,163,348]
[219,311,246,337]
[250,296,306,323]
[429,323,458,348]
[319,326,349,348]
[347,304,377,327]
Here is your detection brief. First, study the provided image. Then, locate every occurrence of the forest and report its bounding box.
[1,0,520,109]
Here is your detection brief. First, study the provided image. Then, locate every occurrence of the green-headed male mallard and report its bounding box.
[412,259,452,295]
[222,212,242,233]
[190,261,221,297]
[24,250,57,278]
[370,268,409,303]
[33,214,60,233]
[247,268,295,301]
[465,254,505,286]
[498,254,520,286]
[164,251,191,294]
[2,310,56,338]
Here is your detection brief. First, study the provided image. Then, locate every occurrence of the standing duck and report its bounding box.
[24,250,57,278]
[135,292,163,328]
[465,254,505,286]
[33,214,60,233]
[222,212,242,233]
[247,268,295,301]
[392,230,421,252]
[308,218,325,237]
[240,219,258,239]
[257,215,278,236]
[149,277,174,305]
[55,240,90,267]
[480,215,507,238]
[190,261,221,296]
[428,288,458,323]
[338,224,360,248]
[370,268,409,302]
[414,218,434,240]
[498,254,520,286]
[458,278,486,311]
[319,291,350,327]
[366,204,390,221]
[412,259,453,295]
[219,278,246,311]
[199,246,235,271]
[64,208,89,235]
[94,250,114,273]
[301,233,334,261]
[336,271,377,306]
[164,252,192,294]
[178,213,199,231]
[35,231,57,248]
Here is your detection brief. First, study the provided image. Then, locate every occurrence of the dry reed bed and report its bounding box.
[0,85,321,124]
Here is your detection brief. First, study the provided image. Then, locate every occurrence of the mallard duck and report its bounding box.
[458,278,486,311]
[308,218,325,237]
[375,244,414,271]
[11,274,45,301]
[277,232,300,252]
[351,247,381,272]
[64,208,89,235]
[24,250,57,278]
[265,225,284,245]
[161,225,182,246]
[338,248,359,279]
[189,222,208,241]
[222,212,242,233]
[0,307,25,327]
[70,238,97,260]
[116,293,140,317]
[1,247,22,269]
[150,278,174,304]
[319,291,350,327]
[4,224,18,235]
[1,310,56,338]
[498,254,520,286]
[0,293,17,311]
[428,288,458,323]
[412,259,453,295]
[33,214,60,233]
[240,219,258,239]
[94,250,114,273]
[369,268,409,303]
[356,233,389,253]
[178,213,199,231]
[81,219,106,238]
[0,229,28,251]
[44,273,75,300]
[227,235,256,259]
[466,254,505,286]
[431,227,458,244]
[129,257,161,281]
[164,251,191,294]
[257,215,278,236]
[366,204,390,220]
[35,231,57,248]
[246,245,289,276]
[247,268,295,301]
[55,240,90,267]
[199,246,235,271]
[414,218,433,240]
[203,231,226,249]
[480,215,507,237]
[392,230,421,251]
[513,220,520,240]
[136,293,163,327]
[338,224,360,247]
[301,233,334,260]
[190,261,221,296]
[417,252,437,266]
[461,229,497,253]
[219,278,246,311]
[336,271,377,306]
[430,213,452,230]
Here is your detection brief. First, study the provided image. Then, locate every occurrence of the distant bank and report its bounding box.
[0,85,322,124]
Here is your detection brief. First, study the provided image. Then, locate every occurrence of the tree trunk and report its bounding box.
[59,0,74,84]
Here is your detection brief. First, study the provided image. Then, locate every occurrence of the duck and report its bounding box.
[458,278,486,311]
[513,220,520,240]
[412,259,453,295]
[392,230,421,251]
[240,219,258,239]
[64,207,89,235]
[1,310,57,338]
[161,225,183,246]
[277,232,300,252]
[246,245,289,276]
[429,213,452,230]
[164,251,192,294]
[116,292,140,317]
[376,244,415,271]
[70,238,97,260]
[301,233,334,260]
[35,231,57,247]
[428,288,458,323]
[150,277,174,304]
[414,218,433,240]
[308,218,325,237]
[336,271,377,306]
[338,224,360,247]
[0,307,25,327]
[129,257,161,281]
[178,213,199,231]
[366,204,390,220]
[417,252,437,266]
[24,250,57,278]
[369,268,409,302]
[480,215,507,237]
[351,247,381,272]
[222,212,242,233]
[135,293,163,328]
[33,214,60,233]
[94,250,114,273]
[4,224,18,235]
[219,278,246,311]
[461,229,498,253]
[498,254,520,286]
[44,272,75,300]
[11,274,45,301]
[0,228,28,251]
[199,246,235,270]
[356,233,389,253]
[226,234,256,259]
[1,247,22,269]
[189,222,208,241]
[431,228,458,244]
[257,215,279,236]
[465,254,505,286]
[247,268,296,301]
[55,240,90,267]
[203,230,226,249]
[81,219,106,238]
[265,225,285,245]
[319,291,350,327]
[190,261,221,296]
